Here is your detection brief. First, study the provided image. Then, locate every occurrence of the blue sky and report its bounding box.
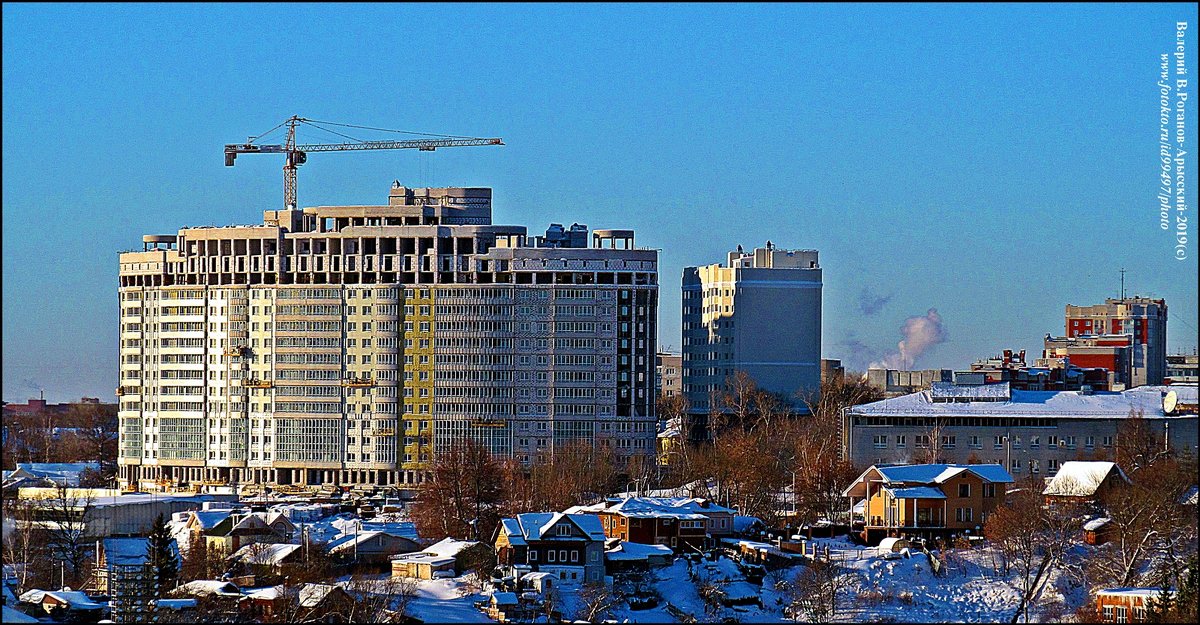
[3,3,1196,402]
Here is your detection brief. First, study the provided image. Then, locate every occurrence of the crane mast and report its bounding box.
[224,115,503,209]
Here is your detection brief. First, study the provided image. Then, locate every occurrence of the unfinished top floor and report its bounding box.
[119,184,655,288]
[724,245,819,270]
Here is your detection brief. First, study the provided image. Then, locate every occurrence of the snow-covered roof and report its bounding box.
[298,583,341,608]
[171,580,241,598]
[1097,587,1176,598]
[18,589,47,604]
[850,384,1197,419]
[733,516,763,534]
[191,510,235,530]
[605,541,674,561]
[244,585,283,601]
[228,542,302,566]
[843,463,1014,498]
[930,381,1011,399]
[1084,517,1112,531]
[2,605,38,624]
[491,591,518,605]
[1042,461,1129,497]
[883,486,947,500]
[570,496,731,520]
[503,512,605,542]
[101,536,178,569]
[8,462,100,487]
[155,598,197,610]
[413,537,478,559]
[44,590,102,610]
[1179,485,1198,506]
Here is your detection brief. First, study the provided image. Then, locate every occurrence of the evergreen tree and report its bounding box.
[146,513,178,597]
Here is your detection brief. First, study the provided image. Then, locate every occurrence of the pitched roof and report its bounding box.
[227,543,302,566]
[506,512,605,542]
[44,590,102,610]
[171,580,241,598]
[191,510,235,530]
[1042,461,1128,497]
[570,496,731,520]
[875,463,1014,485]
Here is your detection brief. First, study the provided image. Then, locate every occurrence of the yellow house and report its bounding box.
[841,463,1013,546]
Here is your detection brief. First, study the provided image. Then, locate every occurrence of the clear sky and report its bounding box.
[3,3,1197,402]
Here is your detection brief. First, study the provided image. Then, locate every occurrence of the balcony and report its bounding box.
[342,377,375,387]
[242,379,273,389]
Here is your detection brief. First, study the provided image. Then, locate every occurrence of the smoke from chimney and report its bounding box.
[870,308,949,370]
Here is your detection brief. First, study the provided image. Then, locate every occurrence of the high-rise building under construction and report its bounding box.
[117,183,657,489]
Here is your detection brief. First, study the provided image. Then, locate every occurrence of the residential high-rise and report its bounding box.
[117,184,657,490]
[1064,297,1167,387]
[681,245,822,427]
[655,352,682,398]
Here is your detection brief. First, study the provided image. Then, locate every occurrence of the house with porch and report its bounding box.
[842,463,1014,545]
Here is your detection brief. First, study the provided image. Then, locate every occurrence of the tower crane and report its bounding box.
[224,115,503,209]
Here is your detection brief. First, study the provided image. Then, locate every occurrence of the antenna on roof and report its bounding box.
[1119,268,1126,299]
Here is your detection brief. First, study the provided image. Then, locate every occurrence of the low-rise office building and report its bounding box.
[842,383,1198,477]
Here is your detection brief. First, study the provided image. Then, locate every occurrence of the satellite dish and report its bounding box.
[1163,390,1178,415]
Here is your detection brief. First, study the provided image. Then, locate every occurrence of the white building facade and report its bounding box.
[117,185,657,490]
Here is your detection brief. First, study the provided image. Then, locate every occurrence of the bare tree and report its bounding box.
[1,497,49,593]
[984,481,1082,623]
[576,581,620,622]
[37,483,98,587]
[787,559,846,622]
[411,439,504,541]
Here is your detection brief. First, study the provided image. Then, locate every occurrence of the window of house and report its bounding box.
[529,550,537,561]
[1102,606,1113,621]
[958,483,970,498]
[873,435,887,449]
[558,550,567,563]
[1103,436,1114,448]
[1116,606,1127,623]
[547,550,555,562]
[983,483,996,498]
[557,524,571,537]
[895,435,906,448]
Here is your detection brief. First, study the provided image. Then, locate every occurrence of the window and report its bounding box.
[955,507,973,523]
[915,435,930,449]
[1102,606,1113,621]
[969,435,981,448]
[547,550,555,563]
[1011,459,1022,473]
[1031,459,1040,474]
[942,435,957,449]
[1047,459,1060,475]
[1116,606,1127,623]
[1103,436,1114,448]
[994,435,1005,450]
[1086,436,1096,448]
[558,550,567,563]
[1029,436,1040,449]
[895,435,906,448]
[556,524,571,537]
[873,435,888,449]
[983,483,996,498]
[529,550,537,561]
[958,483,970,498]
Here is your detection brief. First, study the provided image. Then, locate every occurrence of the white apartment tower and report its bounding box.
[117,184,657,490]
[682,245,822,427]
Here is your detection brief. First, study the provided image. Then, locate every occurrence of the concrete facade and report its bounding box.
[1065,298,1167,388]
[117,184,657,490]
[682,246,822,419]
[656,353,682,398]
